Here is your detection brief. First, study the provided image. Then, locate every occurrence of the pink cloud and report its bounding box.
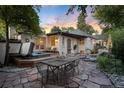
[42,12,79,31]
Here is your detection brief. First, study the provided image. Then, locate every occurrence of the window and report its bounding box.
[80,39,84,44]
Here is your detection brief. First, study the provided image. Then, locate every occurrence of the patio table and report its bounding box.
[40,57,79,85]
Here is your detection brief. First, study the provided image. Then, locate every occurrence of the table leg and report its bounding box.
[46,65,49,84]
[56,67,59,85]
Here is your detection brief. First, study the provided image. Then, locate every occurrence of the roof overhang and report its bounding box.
[47,31,89,39]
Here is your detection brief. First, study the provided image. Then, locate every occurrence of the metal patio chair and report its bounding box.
[36,63,47,88]
[73,59,80,75]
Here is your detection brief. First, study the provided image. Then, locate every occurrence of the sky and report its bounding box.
[38,5,102,34]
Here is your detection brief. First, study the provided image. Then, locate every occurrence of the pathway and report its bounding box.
[0,60,114,88]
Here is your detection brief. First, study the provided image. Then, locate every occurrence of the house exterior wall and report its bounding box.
[21,34,35,43]
[54,35,85,56]
[45,35,94,56]
[20,34,94,56]
[57,36,94,56]
[84,38,94,51]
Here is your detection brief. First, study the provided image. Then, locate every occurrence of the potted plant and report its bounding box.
[73,44,77,54]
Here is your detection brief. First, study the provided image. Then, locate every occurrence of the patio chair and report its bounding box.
[73,59,80,75]
[20,42,34,57]
[63,59,80,87]
[65,77,80,88]
[64,62,75,77]
[36,63,47,87]
[36,64,65,88]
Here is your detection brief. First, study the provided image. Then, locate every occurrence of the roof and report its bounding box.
[47,29,92,39]
[92,35,108,40]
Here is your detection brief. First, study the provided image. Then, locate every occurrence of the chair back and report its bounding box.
[74,59,80,67]
[20,42,34,56]
[36,64,46,87]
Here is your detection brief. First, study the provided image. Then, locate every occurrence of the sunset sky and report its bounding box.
[38,5,102,34]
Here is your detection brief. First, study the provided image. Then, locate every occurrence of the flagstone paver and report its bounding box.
[21,78,28,83]
[0,60,115,88]
[83,80,100,88]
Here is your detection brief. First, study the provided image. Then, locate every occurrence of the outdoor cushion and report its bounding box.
[20,42,34,56]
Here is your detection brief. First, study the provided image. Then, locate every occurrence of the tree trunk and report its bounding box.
[4,22,9,66]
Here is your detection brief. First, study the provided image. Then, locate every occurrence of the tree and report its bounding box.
[67,6,96,35]
[109,28,124,62]
[0,19,5,39]
[94,6,124,62]
[61,27,75,32]
[83,25,96,35]
[67,6,124,30]
[66,5,88,16]
[94,6,124,28]
[0,6,42,65]
[77,13,86,31]
[51,26,61,32]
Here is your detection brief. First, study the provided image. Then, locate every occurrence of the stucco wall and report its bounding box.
[21,34,35,43]
[58,36,94,56]
[57,35,80,56]
[84,38,94,52]
[46,35,94,56]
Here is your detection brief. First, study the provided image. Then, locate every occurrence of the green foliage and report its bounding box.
[61,27,75,32]
[0,5,42,35]
[94,5,124,62]
[0,5,42,65]
[94,5,124,28]
[0,19,5,39]
[73,44,77,50]
[51,26,61,32]
[77,13,86,31]
[110,28,124,62]
[97,56,110,69]
[77,12,96,35]
[67,6,96,35]
[66,5,87,16]
[97,54,124,75]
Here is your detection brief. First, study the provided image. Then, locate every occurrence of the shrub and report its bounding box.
[97,55,124,75]
[96,56,110,69]
[73,44,77,50]
[110,28,124,62]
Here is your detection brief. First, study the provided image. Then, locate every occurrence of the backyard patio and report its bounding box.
[0,55,114,88]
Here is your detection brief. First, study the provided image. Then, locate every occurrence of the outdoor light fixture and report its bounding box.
[55,37,58,42]
[55,39,58,42]
[40,40,43,43]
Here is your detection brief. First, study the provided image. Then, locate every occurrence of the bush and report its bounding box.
[97,54,124,75]
[96,56,110,69]
[110,28,124,62]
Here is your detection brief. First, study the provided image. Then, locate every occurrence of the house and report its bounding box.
[92,34,112,49]
[33,30,94,56]
[7,28,95,56]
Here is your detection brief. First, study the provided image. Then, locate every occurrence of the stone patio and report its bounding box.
[0,60,114,88]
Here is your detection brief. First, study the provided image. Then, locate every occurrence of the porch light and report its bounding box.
[40,40,43,43]
[55,39,58,42]
[55,37,58,42]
